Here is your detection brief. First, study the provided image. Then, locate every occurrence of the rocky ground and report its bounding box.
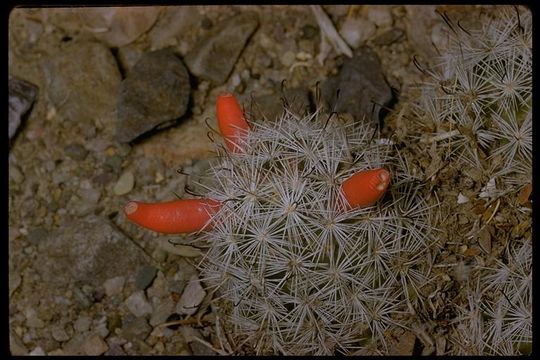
[8,5,530,356]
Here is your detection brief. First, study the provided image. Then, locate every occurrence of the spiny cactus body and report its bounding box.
[193,104,436,355]
[414,6,531,189]
[451,238,531,355]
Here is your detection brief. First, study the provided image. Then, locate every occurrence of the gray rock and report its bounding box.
[184,12,259,84]
[82,333,109,356]
[125,290,153,317]
[104,344,126,356]
[373,27,405,46]
[61,333,87,355]
[51,324,70,342]
[103,276,125,297]
[321,46,393,124]
[149,297,175,327]
[73,286,93,309]
[9,76,38,141]
[34,214,150,288]
[176,275,206,316]
[64,143,89,161]
[74,316,92,333]
[116,49,191,143]
[190,339,217,355]
[104,154,124,170]
[26,226,48,246]
[9,163,25,184]
[94,321,110,339]
[42,41,121,126]
[135,265,158,290]
[9,272,21,297]
[148,7,201,51]
[10,331,28,355]
[116,45,144,75]
[75,187,102,216]
[29,346,46,355]
[25,308,44,328]
[168,258,199,295]
[121,316,152,343]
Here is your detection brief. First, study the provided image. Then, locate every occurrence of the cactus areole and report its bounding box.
[125,93,434,355]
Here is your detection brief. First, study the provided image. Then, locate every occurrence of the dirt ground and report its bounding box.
[8,5,531,355]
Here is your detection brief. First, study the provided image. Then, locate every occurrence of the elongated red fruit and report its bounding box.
[216,92,249,152]
[124,199,222,234]
[341,168,391,209]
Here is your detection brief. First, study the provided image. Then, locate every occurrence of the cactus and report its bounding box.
[412,6,531,190]
[409,6,532,355]
[451,238,531,355]
[126,92,438,354]
[191,101,437,354]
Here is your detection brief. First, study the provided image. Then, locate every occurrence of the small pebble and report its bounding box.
[113,171,134,195]
[9,164,25,183]
[26,226,48,246]
[105,344,126,356]
[149,297,175,327]
[25,308,44,328]
[301,24,318,39]
[64,143,89,161]
[280,51,296,68]
[457,193,469,204]
[121,316,152,343]
[176,275,206,316]
[74,315,92,332]
[340,17,376,48]
[82,334,109,356]
[105,155,123,170]
[367,5,393,28]
[125,290,153,317]
[29,346,46,356]
[135,265,158,290]
[51,324,70,342]
[103,276,125,297]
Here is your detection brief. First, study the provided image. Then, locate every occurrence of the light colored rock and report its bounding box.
[29,346,45,356]
[148,7,201,50]
[42,41,121,126]
[457,192,469,204]
[367,5,393,28]
[25,308,44,328]
[280,51,296,67]
[103,276,125,297]
[176,275,206,316]
[149,297,175,327]
[10,332,28,355]
[82,333,109,356]
[113,171,134,195]
[74,316,92,333]
[184,12,259,84]
[125,290,153,317]
[51,324,70,342]
[80,7,160,47]
[339,17,376,49]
